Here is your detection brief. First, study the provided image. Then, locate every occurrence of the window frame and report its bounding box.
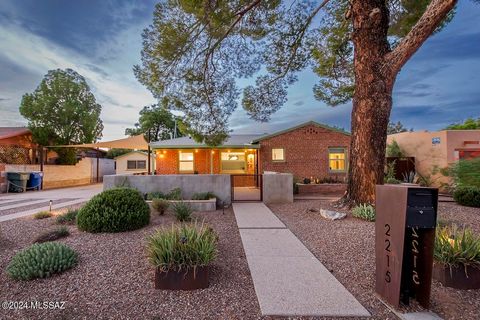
[271,148,285,162]
[126,160,146,170]
[328,147,347,173]
[178,150,194,173]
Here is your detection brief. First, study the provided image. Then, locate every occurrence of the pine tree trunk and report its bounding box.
[344,0,393,205]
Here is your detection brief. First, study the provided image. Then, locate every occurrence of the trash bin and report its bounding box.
[27,172,43,191]
[7,172,30,193]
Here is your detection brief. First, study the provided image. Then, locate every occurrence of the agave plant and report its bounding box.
[402,171,416,183]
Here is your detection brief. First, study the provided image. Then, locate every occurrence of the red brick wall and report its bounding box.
[155,149,222,174]
[259,124,350,180]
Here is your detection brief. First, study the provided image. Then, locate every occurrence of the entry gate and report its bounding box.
[231,174,262,202]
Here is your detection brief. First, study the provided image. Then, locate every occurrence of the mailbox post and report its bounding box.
[375,185,438,309]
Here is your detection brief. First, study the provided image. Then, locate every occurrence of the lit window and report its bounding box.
[179,151,194,172]
[221,152,246,173]
[329,148,346,172]
[272,148,285,161]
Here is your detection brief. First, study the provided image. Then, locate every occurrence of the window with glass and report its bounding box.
[221,151,246,173]
[328,148,346,172]
[272,148,285,161]
[127,160,147,170]
[179,151,194,172]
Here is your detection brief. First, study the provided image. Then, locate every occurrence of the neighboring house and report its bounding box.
[0,127,37,164]
[387,130,480,187]
[150,121,351,180]
[115,151,156,175]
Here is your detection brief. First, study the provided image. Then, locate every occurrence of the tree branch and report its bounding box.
[385,0,457,78]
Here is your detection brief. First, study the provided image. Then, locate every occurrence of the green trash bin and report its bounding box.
[7,172,30,193]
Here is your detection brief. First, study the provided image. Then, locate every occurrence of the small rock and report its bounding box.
[306,208,319,213]
[320,209,346,220]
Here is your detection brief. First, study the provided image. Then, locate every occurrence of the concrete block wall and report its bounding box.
[262,173,293,204]
[104,174,232,204]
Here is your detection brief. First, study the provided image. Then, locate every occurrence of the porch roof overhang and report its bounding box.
[150,134,263,150]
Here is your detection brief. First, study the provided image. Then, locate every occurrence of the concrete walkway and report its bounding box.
[233,202,370,317]
[0,184,102,222]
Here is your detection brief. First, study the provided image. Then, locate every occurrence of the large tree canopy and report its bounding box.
[125,104,182,142]
[135,0,460,204]
[20,69,103,146]
[135,0,455,142]
[444,117,480,130]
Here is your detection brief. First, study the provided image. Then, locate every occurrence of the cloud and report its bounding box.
[0,18,155,141]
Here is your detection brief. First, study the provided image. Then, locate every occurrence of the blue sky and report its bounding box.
[0,1,479,141]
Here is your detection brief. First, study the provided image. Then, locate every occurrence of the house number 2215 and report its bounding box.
[385,224,392,283]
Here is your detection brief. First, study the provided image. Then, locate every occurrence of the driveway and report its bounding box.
[0,184,102,222]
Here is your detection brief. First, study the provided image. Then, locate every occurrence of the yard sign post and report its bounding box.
[375,184,438,309]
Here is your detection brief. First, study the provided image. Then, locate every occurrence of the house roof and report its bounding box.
[0,127,31,140]
[55,134,148,150]
[114,151,154,160]
[251,121,350,142]
[150,134,265,149]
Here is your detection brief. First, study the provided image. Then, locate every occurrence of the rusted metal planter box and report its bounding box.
[297,183,346,195]
[433,263,480,290]
[155,266,209,290]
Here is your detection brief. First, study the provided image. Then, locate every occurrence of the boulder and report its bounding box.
[320,209,346,220]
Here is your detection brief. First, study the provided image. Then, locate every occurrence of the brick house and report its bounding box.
[151,121,350,181]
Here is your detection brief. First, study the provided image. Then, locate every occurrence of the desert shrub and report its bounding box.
[172,201,193,222]
[191,192,216,200]
[146,222,217,272]
[34,226,69,243]
[33,211,52,219]
[386,140,404,157]
[146,191,166,200]
[384,161,400,184]
[77,188,150,233]
[352,204,376,222]
[167,187,182,200]
[56,209,78,225]
[453,186,480,208]
[434,224,480,271]
[450,158,480,188]
[6,242,77,280]
[152,198,170,215]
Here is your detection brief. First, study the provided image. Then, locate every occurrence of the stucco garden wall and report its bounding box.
[104,174,232,204]
[262,173,293,204]
[0,158,115,192]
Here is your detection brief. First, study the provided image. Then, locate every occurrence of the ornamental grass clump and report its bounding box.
[55,209,78,225]
[352,204,376,222]
[77,188,150,233]
[33,211,52,219]
[6,242,77,280]
[34,226,70,243]
[152,198,170,215]
[146,222,217,273]
[434,224,480,272]
[172,201,193,222]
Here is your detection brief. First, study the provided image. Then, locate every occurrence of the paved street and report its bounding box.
[0,184,102,222]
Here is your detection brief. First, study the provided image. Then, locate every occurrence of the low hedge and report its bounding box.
[77,188,150,233]
[453,186,480,208]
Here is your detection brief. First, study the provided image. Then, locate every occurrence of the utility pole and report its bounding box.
[147,130,151,175]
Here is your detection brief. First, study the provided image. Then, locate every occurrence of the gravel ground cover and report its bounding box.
[269,200,480,320]
[0,207,261,319]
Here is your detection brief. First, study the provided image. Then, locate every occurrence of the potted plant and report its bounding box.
[146,222,218,290]
[433,224,480,289]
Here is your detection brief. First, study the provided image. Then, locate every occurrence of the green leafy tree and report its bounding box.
[125,104,182,142]
[387,121,412,134]
[135,0,460,204]
[20,69,103,164]
[444,117,480,130]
